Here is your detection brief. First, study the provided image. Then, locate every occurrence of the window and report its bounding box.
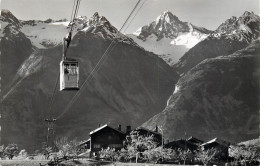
[64,64,78,75]
[93,144,100,149]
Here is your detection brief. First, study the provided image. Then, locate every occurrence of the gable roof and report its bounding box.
[79,138,90,146]
[187,136,204,144]
[165,139,198,150]
[89,124,125,135]
[135,126,162,136]
[200,138,229,147]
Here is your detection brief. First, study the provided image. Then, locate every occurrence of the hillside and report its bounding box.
[143,40,260,143]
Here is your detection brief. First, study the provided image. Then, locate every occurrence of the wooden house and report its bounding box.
[165,139,198,151]
[134,126,162,144]
[200,138,230,160]
[89,124,126,154]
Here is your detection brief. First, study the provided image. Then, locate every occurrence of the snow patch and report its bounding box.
[128,34,189,66]
[174,31,208,48]
[173,85,180,94]
[18,51,42,77]
[21,21,69,48]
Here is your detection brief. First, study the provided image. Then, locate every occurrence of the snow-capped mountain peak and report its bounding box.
[0,10,136,48]
[215,11,260,41]
[1,10,21,28]
[79,12,135,45]
[155,10,179,24]
[136,10,190,41]
[129,10,212,66]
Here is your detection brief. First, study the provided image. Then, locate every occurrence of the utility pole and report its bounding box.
[45,118,56,148]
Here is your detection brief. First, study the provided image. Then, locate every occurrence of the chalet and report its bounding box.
[200,138,230,160]
[186,136,204,146]
[134,126,162,144]
[165,139,198,151]
[78,138,90,151]
[88,124,127,154]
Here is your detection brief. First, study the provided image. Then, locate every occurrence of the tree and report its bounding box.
[4,144,19,160]
[42,142,53,160]
[55,137,79,157]
[229,144,260,165]
[124,131,159,162]
[143,146,177,163]
[17,149,28,159]
[99,147,118,161]
[0,145,5,159]
[196,148,217,165]
[177,148,194,165]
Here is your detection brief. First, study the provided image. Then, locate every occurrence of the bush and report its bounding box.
[55,137,79,157]
[196,148,217,165]
[4,144,19,160]
[144,146,176,163]
[177,148,194,165]
[0,145,5,159]
[99,147,118,161]
[42,142,53,159]
[229,144,260,165]
[16,149,28,160]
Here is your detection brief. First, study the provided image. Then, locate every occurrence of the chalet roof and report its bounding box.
[200,138,229,147]
[135,126,162,136]
[89,124,125,135]
[187,136,204,144]
[79,138,90,145]
[165,139,198,150]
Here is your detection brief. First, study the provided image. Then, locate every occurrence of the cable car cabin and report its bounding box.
[60,59,79,91]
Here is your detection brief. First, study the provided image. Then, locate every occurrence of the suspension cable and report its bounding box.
[70,0,77,22]
[47,71,60,118]
[56,0,144,120]
[123,0,147,33]
[46,0,81,120]
[70,0,81,32]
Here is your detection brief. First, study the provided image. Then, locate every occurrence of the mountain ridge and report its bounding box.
[174,11,260,75]
[143,39,260,143]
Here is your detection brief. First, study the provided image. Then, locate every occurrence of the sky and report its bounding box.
[1,0,259,33]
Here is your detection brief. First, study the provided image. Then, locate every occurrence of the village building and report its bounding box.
[78,124,164,157]
[200,138,230,160]
[133,126,163,145]
[89,124,127,153]
[186,136,204,146]
[165,139,198,151]
[78,124,132,157]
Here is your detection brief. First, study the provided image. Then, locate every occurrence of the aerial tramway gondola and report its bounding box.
[59,0,81,91]
[59,11,80,91]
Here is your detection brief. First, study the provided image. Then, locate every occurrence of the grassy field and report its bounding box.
[0,159,194,166]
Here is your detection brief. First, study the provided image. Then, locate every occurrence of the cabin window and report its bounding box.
[64,64,78,75]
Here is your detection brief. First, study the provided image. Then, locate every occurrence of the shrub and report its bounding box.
[4,144,19,160]
[55,137,79,157]
[16,149,28,159]
[144,146,177,162]
[42,142,53,159]
[99,147,118,161]
[196,148,217,165]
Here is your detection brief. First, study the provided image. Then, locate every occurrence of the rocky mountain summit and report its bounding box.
[129,11,212,66]
[174,11,260,75]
